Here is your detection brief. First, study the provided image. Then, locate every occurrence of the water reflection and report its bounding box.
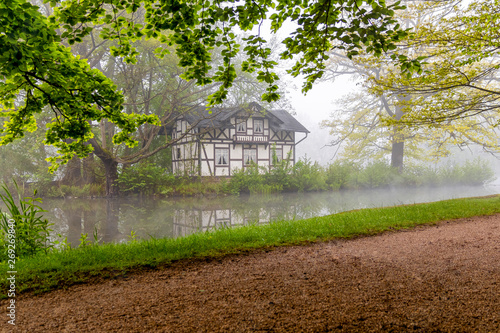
[36,185,500,246]
[51,199,121,245]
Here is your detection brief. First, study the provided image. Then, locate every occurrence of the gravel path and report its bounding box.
[2,214,499,332]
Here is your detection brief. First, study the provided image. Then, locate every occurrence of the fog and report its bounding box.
[289,76,500,182]
[291,78,357,165]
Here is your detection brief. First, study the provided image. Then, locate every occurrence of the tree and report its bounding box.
[0,130,45,185]
[322,0,500,169]
[1,0,409,171]
[0,109,59,188]
[79,38,212,196]
[373,0,500,147]
[321,90,425,168]
[319,1,424,171]
[0,0,157,170]
[320,49,415,170]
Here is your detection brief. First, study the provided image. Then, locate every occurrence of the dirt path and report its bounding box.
[2,215,500,332]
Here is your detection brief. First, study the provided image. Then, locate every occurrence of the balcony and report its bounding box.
[233,134,269,144]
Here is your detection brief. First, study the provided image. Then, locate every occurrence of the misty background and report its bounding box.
[292,77,500,184]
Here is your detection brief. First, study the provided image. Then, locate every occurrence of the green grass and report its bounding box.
[2,195,500,298]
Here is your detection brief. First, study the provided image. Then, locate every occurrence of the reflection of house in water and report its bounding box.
[173,205,297,238]
[171,102,309,176]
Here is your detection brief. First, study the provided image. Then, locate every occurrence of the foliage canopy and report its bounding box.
[0,0,408,168]
[375,0,500,127]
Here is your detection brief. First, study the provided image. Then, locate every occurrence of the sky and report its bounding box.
[289,76,359,165]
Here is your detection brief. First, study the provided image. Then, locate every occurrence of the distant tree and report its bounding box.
[0,0,157,171]
[1,0,409,171]
[322,0,500,169]
[0,130,44,185]
[77,38,212,196]
[373,0,500,149]
[321,90,424,168]
[319,0,426,170]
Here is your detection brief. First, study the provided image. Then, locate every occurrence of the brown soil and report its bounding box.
[2,215,499,333]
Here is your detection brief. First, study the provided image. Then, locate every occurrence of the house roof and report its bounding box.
[180,103,309,133]
[269,109,310,133]
[183,105,239,129]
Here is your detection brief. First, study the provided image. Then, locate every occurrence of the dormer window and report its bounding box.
[236,119,246,132]
[254,119,263,134]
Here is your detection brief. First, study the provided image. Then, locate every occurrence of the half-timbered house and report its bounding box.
[171,102,309,176]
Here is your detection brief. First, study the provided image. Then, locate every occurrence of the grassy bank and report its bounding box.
[1,195,500,298]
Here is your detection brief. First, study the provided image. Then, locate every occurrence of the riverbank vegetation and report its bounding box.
[1,194,500,298]
[25,157,495,198]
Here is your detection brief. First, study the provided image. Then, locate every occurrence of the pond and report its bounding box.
[32,184,500,246]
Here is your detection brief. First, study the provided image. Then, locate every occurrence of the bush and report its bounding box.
[355,161,398,188]
[44,184,105,198]
[27,156,496,199]
[459,158,496,185]
[228,163,263,194]
[224,156,495,195]
[290,158,326,192]
[117,163,175,195]
[249,183,283,194]
[325,160,359,190]
[265,158,293,191]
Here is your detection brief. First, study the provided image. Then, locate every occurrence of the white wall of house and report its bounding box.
[172,114,302,176]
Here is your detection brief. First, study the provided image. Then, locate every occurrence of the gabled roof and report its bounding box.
[182,105,239,129]
[269,109,309,133]
[178,102,309,133]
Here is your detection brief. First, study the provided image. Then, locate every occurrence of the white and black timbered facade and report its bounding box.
[171,102,309,176]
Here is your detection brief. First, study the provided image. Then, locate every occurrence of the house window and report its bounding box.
[215,149,229,165]
[176,148,181,160]
[272,148,283,164]
[244,149,257,165]
[254,119,263,134]
[236,119,246,132]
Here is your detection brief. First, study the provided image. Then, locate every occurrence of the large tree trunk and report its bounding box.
[88,139,119,197]
[391,133,404,172]
[82,153,96,184]
[389,95,409,173]
[61,156,83,186]
[103,158,119,197]
[61,135,99,187]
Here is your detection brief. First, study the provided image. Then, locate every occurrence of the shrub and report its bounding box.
[459,158,496,185]
[265,157,293,191]
[356,161,398,188]
[117,163,175,195]
[325,160,359,190]
[290,158,326,192]
[249,183,283,194]
[228,163,263,193]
